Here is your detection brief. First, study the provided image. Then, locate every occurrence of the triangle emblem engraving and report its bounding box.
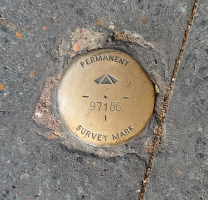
[107,74,118,84]
[94,74,119,84]
[101,76,112,84]
[94,74,105,84]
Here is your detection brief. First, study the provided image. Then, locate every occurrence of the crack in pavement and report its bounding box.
[139,0,200,199]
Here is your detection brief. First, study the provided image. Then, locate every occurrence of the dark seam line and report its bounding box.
[139,0,200,199]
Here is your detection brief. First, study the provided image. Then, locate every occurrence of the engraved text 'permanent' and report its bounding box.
[80,54,130,68]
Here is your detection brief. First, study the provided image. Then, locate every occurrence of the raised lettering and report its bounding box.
[96,55,102,61]
[112,133,120,140]
[115,56,119,62]
[76,125,82,131]
[109,55,114,61]
[125,60,130,66]
[86,130,91,137]
[92,132,97,139]
[86,59,91,65]
[119,58,125,64]
[128,125,134,131]
[121,131,126,138]
[81,128,86,134]
[103,135,108,141]
[124,129,130,135]
[98,134,102,141]
[103,55,109,61]
[80,62,85,68]
[91,56,95,63]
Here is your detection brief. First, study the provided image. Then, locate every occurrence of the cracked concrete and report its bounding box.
[32,29,161,158]
[0,0,205,199]
[145,1,208,199]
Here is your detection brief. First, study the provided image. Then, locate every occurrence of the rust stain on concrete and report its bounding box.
[29,70,35,78]
[178,170,183,175]
[48,133,56,140]
[16,31,23,39]
[0,83,4,90]
[72,42,82,52]
[59,27,104,57]
[96,19,104,26]
[141,18,148,25]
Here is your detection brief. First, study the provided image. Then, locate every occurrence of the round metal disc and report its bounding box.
[57,49,155,146]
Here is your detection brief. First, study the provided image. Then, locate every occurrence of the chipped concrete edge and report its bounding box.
[110,30,154,50]
[32,75,65,139]
[32,27,160,158]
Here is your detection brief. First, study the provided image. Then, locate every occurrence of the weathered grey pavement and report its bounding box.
[0,0,206,199]
[145,1,208,199]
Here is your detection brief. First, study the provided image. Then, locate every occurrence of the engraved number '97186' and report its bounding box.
[90,101,121,111]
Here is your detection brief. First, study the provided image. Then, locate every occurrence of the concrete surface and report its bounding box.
[145,0,208,199]
[0,0,205,199]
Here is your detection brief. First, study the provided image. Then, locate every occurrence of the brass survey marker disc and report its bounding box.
[58,49,155,146]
